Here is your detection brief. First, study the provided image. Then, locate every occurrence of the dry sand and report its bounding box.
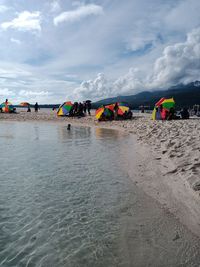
[1,109,200,236]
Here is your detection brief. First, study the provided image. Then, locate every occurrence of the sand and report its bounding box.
[1,108,200,236]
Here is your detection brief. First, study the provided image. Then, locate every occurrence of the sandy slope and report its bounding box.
[1,109,200,236]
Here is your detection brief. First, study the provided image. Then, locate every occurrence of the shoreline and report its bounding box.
[1,110,200,237]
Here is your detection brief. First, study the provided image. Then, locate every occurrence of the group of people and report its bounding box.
[27,102,40,112]
[155,105,190,120]
[69,101,91,117]
[99,102,133,121]
[0,99,16,113]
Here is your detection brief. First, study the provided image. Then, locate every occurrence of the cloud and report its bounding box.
[0,5,9,13]
[0,66,31,79]
[0,0,199,104]
[74,27,200,100]
[19,90,50,97]
[72,1,83,7]
[1,11,41,32]
[0,88,14,96]
[165,0,200,32]
[50,0,61,13]
[114,68,145,94]
[73,73,113,101]
[10,38,21,45]
[150,27,200,88]
[54,4,103,25]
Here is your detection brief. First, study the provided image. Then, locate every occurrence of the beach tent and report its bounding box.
[152,98,175,120]
[57,101,73,116]
[0,101,14,113]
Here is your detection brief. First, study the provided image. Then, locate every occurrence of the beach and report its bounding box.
[1,109,200,238]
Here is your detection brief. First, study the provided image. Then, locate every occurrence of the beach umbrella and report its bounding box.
[95,106,104,119]
[161,98,175,110]
[155,98,165,107]
[57,101,73,116]
[155,98,175,109]
[152,98,175,120]
[0,102,14,113]
[95,105,114,120]
[117,103,130,116]
[104,107,113,117]
[105,102,130,116]
[20,102,30,107]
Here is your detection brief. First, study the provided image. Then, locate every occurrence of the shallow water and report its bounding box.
[0,122,200,267]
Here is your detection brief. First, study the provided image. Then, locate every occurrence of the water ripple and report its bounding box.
[0,122,200,267]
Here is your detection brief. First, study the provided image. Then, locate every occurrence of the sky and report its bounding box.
[0,0,199,104]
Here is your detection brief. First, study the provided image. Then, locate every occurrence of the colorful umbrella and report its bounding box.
[152,98,175,120]
[155,98,165,107]
[0,102,14,113]
[95,105,114,120]
[104,107,113,117]
[57,101,73,116]
[105,104,115,111]
[161,98,175,110]
[106,102,130,116]
[95,106,104,119]
[20,102,30,107]
[96,102,130,119]
[117,104,129,116]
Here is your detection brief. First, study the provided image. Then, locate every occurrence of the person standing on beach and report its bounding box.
[34,102,39,112]
[83,102,87,114]
[27,104,31,112]
[114,102,119,120]
[5,99,9,113]
[86,101,91,115]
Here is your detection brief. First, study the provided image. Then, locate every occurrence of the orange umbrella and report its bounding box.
[20,102,30,107]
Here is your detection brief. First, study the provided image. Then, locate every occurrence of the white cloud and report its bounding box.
[0,88,14,96]
[10,38,21,45]
[75,27,200,100]
[0,66,31,79]
[50,0,61,13]
[114,68,145,94]
[54,4,103,25]
[72,1,83,7]
[127,36,153,52]
[19,90,50,97]
[150,27,200,88]
[165,0,200,32]
[0,0,199,104]
[0,5,9,13]
[1,11,41,32]
[73,73,113,101]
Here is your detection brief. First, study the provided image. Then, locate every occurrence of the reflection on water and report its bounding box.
[95,127,123,140]
[0,122,200,267]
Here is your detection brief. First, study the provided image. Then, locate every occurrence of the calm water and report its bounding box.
[0,121,200,267]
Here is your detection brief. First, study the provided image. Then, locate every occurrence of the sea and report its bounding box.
[0,121,200,267]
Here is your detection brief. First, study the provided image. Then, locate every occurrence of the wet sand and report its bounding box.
[1,109,200,238]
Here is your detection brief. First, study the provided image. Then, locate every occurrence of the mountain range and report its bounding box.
[93,81,200,109]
